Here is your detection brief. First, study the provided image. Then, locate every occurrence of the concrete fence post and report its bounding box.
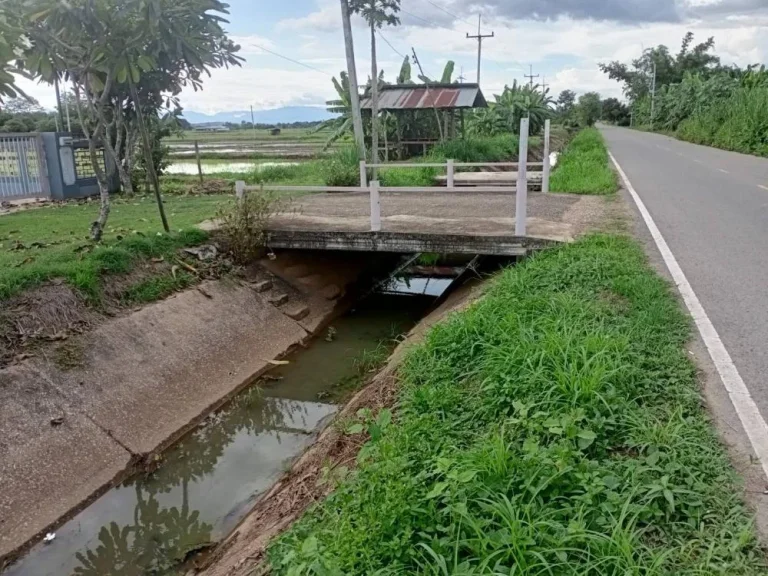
[447,159,454,189]
[542,119,551,194]
[370,180,381,232]
[235,180,246,200]
[360,160,367,188]
[516,118,529,236]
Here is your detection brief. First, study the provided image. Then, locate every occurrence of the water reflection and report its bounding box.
[6,393,335,576]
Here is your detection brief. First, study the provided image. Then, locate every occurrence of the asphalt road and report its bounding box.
[600,125,768,421]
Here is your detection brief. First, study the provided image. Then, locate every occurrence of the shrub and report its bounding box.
[215,191,287,264]
[322,147,361,186]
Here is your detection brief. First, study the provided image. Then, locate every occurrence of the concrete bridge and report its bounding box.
[259,189,594,257]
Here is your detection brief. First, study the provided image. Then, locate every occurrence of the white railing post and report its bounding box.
[370,180,381,232]
[542,119,551,194]
[235,180,246,200]
[359,160,367,188]
[515,118,529,236]
[447,159,454,189]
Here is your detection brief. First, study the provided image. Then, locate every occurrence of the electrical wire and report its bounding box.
[399,7,470,35]
[251,44,332,77]
[378,31,406,59]
[417,0,475,28]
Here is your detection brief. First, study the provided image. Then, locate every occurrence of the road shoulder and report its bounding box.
[614,170,768,538]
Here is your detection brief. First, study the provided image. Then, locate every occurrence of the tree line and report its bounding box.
[601,32,768,155]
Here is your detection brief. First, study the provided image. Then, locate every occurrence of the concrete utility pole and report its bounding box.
[466,14,494,85]
[524,64,539,90]
[540,75,548,95]
[339,0,367,161]
[650,61,657,130]
[370,17,380,172]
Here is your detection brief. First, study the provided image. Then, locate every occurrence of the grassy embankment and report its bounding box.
[268,234,764,574]
[550,127,618,195]
[676,87,768,156]
[0,195,228,302]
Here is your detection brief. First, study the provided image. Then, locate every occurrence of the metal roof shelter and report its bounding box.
[360,83,487,111]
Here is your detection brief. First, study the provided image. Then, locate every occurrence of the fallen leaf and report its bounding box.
[266,359,290,366]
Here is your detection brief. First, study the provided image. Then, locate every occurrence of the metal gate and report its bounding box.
[0,133,50,201]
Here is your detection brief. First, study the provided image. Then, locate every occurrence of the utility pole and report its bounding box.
[370,17,380,172]
[466,14,494,85]
[339,0,366,161]
[457,66,466,83]
[524,64,539,90]
[540,75,548,95]
[650,61,657,130]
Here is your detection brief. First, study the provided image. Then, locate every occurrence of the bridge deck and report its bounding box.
[265,191,599,256]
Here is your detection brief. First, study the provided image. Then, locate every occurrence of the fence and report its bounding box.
[236,118,548,237]
[0,133,50,201]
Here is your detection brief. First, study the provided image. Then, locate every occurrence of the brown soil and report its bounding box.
[0,284,96,368]
[193,278,487,576]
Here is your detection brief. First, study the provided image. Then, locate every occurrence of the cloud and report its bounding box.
[448,0,683,23]
[277,1,338,33]
[686,0,768,18]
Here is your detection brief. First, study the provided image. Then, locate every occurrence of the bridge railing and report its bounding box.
[236,118,545,237]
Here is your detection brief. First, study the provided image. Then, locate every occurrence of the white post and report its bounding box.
[447,159,454,189]
[370,180,381,232]
[235,180,246,200]
[515,118,529,236]
[542,119,551,194]
[360,160,367,188]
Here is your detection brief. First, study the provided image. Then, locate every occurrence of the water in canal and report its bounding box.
[4,290,432,576]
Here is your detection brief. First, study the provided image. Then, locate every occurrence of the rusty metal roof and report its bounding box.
[360,83,487,111]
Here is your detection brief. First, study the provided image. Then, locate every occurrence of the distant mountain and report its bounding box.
[181,106,335,125]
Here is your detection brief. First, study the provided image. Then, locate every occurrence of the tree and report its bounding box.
[556,90,576,117]
[601,97,630,125]
[599,32,720,101]
[350,0,401,167]
[11,0,241,240]
[339,0,366,161]
[576,92,602,127]
[0,10,27,103]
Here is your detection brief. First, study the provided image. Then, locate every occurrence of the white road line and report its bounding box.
[609,151,768,482]
[759,185,768,192]
[718,168,729,174]
[694,159,704,164]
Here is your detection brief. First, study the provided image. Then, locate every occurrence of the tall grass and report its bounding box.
[677,87,768,156]
[550,128,618,195]
[269,235,763,575]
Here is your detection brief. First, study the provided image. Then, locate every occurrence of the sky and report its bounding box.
[15,0,768,115]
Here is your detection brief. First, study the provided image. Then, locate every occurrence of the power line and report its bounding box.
[400,7,469,35]
[378,31,406,59]
[252,44,332,77]
[417,0,475,27]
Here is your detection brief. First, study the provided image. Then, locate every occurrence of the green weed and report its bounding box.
[268,235,764,575]
[121,272,195,304]
[550,128,618,195]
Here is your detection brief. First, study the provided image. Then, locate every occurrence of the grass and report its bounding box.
[550,128,618,195]
[268,235,764,575]
[166,127,332,143]
[0,195,228,302]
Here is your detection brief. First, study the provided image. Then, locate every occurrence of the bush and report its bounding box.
[215,191,287,264]
[322,147,360,186]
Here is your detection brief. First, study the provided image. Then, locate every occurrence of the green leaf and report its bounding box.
[425,482,448,499]
[130,64,140,84]
[137,55,155,72]
[39,58,53,81]
[346,423,364,435]
[577,430,596,449]
[300,535,318,556]
[456,470,477,483]
[376,408,392,429]
[117,66,128,84]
